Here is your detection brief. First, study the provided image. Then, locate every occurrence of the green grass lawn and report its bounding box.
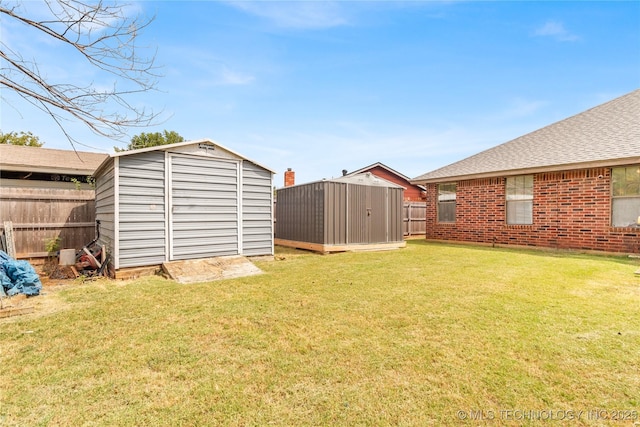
[1,240,639,426]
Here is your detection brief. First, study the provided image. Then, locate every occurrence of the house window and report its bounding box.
[612,166,640,227]
[506,175,533,225]
[437,183,456,223]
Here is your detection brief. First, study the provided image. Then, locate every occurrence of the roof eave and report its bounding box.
[1,164,99,175]
[411,157,640,185]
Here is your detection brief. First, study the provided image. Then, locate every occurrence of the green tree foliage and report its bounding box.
[114,130,185,152]
[0,131,43,147]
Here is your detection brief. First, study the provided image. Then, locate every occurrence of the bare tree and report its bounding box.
[0,0,161,147]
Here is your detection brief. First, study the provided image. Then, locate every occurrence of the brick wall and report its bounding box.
[425,167,640,253]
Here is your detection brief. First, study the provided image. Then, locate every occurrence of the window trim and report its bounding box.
[437,182,456,223]
[505,175,533,225]
[611,165,640,228]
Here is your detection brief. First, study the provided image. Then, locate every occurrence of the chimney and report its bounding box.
[284,168,295,187]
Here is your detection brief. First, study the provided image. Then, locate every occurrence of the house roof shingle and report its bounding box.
[0,144,108,175]
[411,89,640,184]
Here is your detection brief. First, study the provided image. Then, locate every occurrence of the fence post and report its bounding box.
[3,221,16,258]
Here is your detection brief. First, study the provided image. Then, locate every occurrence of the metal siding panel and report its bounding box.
[324,183,332,244]
[313,183,326,244]
[118,252,166,268]
[95,160,116,260]
[172,221,237,230]
[242,162,273,255]
[119,183,165,196]
[337,183,348,244]
[274,187,291,240]
[390,188,404,241]
[118,152,166,267]
[325,182,347,245]
[275,182,324,244]
[312,183,325,244]
[171,155,239,260]
[120,238,166,250]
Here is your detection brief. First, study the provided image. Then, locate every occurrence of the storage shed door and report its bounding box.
[347,185,389,244]
[169,155,239,260]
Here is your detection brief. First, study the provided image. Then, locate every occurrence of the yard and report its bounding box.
[1,240,639,426]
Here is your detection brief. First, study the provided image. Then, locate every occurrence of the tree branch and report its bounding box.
[0,0,162,146]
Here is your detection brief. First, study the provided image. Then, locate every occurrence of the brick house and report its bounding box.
[411,89,640,254]
[344,162,426,201]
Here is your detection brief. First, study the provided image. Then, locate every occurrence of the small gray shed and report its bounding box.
[93,139,275,271]
[275,173,405,252]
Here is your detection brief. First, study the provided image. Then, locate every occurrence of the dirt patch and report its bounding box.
[0,273,78,323]
[162,255,263,284]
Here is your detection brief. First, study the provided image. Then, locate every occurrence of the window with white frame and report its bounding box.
[612,166,640,227]
[437,183,456,223]
[506,175,533,225]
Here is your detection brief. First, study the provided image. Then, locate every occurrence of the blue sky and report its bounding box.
[2,1,639,185]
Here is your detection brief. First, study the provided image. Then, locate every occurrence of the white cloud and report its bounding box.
[534,20,580,42]
[225,1,349,30]
[219,67,256,86]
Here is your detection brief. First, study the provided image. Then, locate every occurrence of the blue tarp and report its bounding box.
[0,251,42,297]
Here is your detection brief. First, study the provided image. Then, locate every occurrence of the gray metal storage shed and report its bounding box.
[93,139,275,270]
[275,173,406,252]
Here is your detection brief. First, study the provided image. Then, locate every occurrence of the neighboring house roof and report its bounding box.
[346,162,426,190]
[98,138,276,174]
[412,89,640,184]
[0,144,108,175]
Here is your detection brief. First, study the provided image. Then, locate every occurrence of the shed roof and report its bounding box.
[330,172,405,188]
[97,138,275,174]
[0,144,108,175]
[412,89,640,184]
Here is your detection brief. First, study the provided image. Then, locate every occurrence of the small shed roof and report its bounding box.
[99,138,276,174]
[281,172,405,189]
[331,172,405,188]
[0,145,108,175]
[412,89,640,184]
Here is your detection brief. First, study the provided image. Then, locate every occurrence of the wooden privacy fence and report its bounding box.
[0,187,96,258]
[404,201,426,236]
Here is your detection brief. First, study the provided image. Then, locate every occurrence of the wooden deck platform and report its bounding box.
[274,238,406,254]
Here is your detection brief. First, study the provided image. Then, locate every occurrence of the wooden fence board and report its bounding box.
[0,184,97,258]
[403,202,426,236]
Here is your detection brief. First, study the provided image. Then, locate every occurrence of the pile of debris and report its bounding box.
[56,238,112,279]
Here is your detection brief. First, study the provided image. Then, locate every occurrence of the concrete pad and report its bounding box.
[162,255,263,284]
